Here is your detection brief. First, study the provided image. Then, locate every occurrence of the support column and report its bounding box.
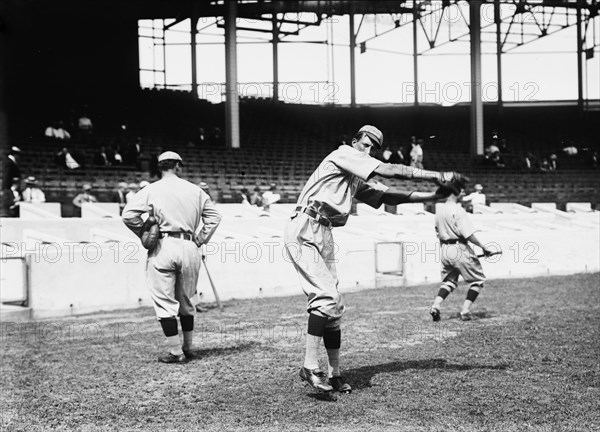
[349,13,356,108]
[272,14,279,101]
[225,0,240,149]
[190,6,199,99]
[469,0,484,156]
[495,0,503,127]
[413,4,419,106]
[576,3,584,116]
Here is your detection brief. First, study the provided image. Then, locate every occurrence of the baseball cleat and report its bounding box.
[430,307,441,322]
[158,352,188,364]
[182,349,198,360]
[329,376,352,393]
[459,311,472,321]
[299,367,333,392]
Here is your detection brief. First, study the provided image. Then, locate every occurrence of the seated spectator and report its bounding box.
[55,147,82,170]
[539,158,551,173]
[548,153,558,171]
[591,151,599,169]
[240,187,251,205]
[45,121,71,141]
[92,146,111,166]
[199,181,218,203]
[261,183,281,212]
[126,182,139,203]
[109,146,123,165]
[113,182,128,213]
[249,186,263,207]
[21,176,46,203]
[124,137,142,167]
[5,177,22,217]
[395,145,406,164]
[524,152,536,171]
[410,139,424,169]
[77,114,93,132]
[562,144,578,156]
[489,150,505,168]
[463,184,486,213]
[72,184,98,209]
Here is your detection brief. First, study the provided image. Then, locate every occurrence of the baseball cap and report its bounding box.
[157,151,184,165]
[358,125,383,148]
[139,180,150,189]
[474,184,483,191]
[82,183,92,191]
[25,176,37,184]
[199,181,209,189]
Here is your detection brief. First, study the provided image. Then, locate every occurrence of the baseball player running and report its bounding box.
[284,125,466,394]
[429,182,494,322]
[122,151,221,363]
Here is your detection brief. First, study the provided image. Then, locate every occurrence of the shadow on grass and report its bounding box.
[186,342,259,360]
[449,310,495,320]
[346,359,509,390]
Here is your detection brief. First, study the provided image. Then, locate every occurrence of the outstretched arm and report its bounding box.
[373,163,443,182]
[381,188,449,206]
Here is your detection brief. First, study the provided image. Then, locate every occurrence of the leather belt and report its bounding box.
[162,232,194,241]
[440,239,467,245]
[295,206,332,228]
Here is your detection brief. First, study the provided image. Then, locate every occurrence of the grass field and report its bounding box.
[2,273,599,432]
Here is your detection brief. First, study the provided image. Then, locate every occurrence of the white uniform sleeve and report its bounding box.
[196,191,222,245]
[354,181,389,208]
[455,207,477,239]
[121,188,151,236]
[328,146,382,181]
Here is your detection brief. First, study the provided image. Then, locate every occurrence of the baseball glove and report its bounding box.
[140,215,160,251]
[435,172,469,195]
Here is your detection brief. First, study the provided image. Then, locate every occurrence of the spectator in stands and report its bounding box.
[113,182,128,214]
[250,186,263,207]
[211,127,224,147]
[5,177,22,217]
[462,184,486,213]
[410,139,424,169]
[21,176,46,203]
[149,147,163,179]
[72,184,98,210]
[109,145,123,165]
[262,183,281,213]
[124,137,142,167]
[395,145,406,164]
[524,152,536,171]
[380,145,403,164]
[591,151,599,169]
[2,146,21,190]
[499,138,510,154]
[549,153,558,171]
[93,146,111,166]
[240,187,251,205]
[55,147,82,170]
[77,111,93,144]
[45,121,71,141]
[198,181,218,203]
[126,182,139,203]
[562,143,578,156]
[539,158,551,173]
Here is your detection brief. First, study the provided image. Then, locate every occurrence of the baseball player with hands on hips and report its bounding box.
[430,181,495,322]
[284,125,468,394]
[122,151,221,363]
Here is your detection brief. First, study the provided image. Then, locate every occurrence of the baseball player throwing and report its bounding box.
[122,151,221,363]
[429,182,494,322]
[284,125,467,394]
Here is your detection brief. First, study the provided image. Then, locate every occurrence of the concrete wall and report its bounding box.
[1,204,598,319]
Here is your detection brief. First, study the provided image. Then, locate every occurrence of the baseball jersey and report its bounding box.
[122,173,220,244]
[435,201,478,241]
[296,145,387,226]
[463,191,486,205]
